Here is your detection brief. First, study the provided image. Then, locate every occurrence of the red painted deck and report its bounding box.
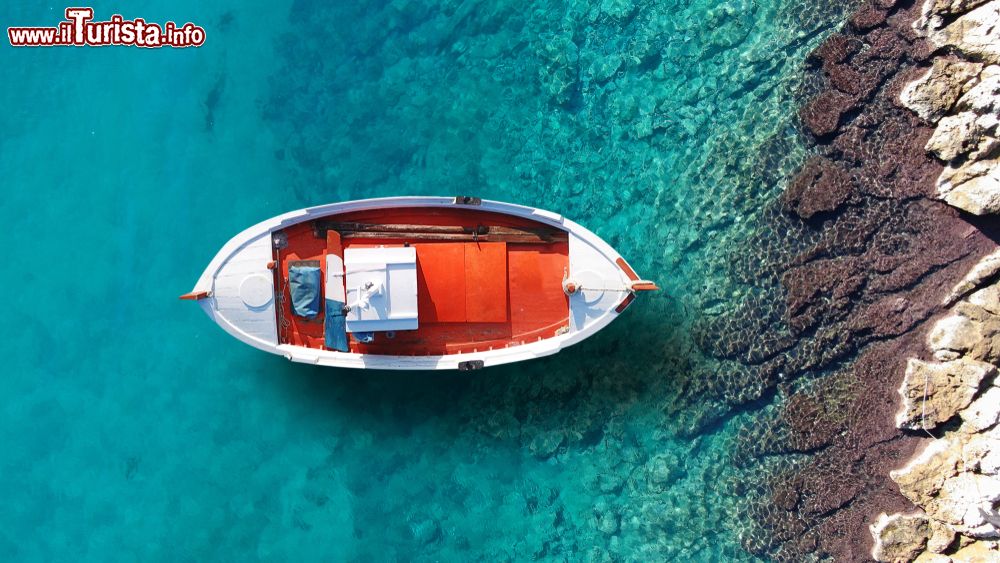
[275,207,570,355]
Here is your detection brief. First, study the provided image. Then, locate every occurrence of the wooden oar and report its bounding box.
[336,231,566,244]
[314,221,567,243]
[320,221,479,234]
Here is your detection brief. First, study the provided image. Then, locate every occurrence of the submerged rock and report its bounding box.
[528,430,565,459]
[801,90,857,137]
[850,4,889,31]
[783,156,854,219]
[645,452,685,487]
[593,506,620,536]
[870,512,930,562]
[409,516,442,545]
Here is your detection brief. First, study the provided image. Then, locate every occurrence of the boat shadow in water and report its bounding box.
[264,294,693,448]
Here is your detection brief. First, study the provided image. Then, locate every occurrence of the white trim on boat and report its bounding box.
[189,196,637,370]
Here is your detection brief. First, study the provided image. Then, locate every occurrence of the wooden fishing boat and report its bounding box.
[182,197,657,370]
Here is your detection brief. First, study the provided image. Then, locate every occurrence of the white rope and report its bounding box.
[572,285,633,293]
[921,368,935,439]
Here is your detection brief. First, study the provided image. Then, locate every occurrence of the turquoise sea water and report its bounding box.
[0,1,854,560]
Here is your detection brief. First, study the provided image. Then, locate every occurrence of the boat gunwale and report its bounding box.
[190,196,637,370]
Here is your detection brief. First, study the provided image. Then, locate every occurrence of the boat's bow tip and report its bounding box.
[179,290,211,301]
[630,280,659,292]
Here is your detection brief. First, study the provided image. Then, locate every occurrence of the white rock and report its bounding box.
[939,159,1000,215]
[981,446,1000,475]
[930,0,993,16]
[960,171,1000,218]
[968,425,1000,474]
[892,433,1000,540]
[939,472,1000,538]
[915,0,991,31]
[956,65,1000,114]
[928,314,980,354]
[931,66,1000,214]
[968,283,1000,315]
[929,2,1000,64]
[926,111,997,162]
[892,437,959,498]
[961,386,1000,431]
[896,358,996,430]
[927,111,979,161]
[900,58,983,123]
[935,349,962,361]
[944,249,1000,306]
[927,521,956,554]
[946,541,1000,561]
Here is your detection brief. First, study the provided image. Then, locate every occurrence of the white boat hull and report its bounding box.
[187,197,646,370]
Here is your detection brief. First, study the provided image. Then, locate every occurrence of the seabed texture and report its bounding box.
[7,0,992,561]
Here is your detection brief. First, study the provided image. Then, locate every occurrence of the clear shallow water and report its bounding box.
[0,1,852,560]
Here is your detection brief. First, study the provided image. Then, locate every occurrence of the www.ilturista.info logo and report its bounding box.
[8,8,205,48]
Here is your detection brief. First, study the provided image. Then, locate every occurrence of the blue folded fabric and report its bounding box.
[324,299,349,352]
[288,266,322,319]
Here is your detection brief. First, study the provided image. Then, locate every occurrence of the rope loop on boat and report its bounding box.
[561,268,633,295]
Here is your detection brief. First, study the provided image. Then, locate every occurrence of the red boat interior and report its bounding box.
[273,207,570,355]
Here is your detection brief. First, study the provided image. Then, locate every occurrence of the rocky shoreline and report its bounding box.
[719,0,1000,559]
[869,0,1000,560]
[872,269,1000,561]
[904,0,1000,216]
